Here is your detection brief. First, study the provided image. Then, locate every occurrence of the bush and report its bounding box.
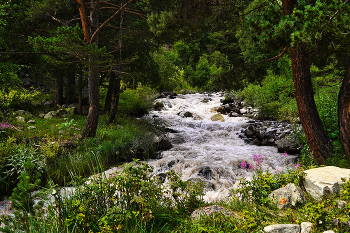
[239,69,296,120]
[118,87,156,117]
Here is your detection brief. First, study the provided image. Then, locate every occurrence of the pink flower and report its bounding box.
[295,164,300,169]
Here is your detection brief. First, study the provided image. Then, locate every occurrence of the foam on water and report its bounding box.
[147,93,296,202]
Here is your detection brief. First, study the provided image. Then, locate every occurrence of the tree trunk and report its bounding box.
[104,71,116,113]
[82,0,100,138]
[281,0,332,164]
[338,58,350,158]
[108,74,121,123]
[291,45,332,164]
[55,76,64,106]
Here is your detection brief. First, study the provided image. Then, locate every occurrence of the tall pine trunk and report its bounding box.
[338,58,350,158]
[82,0,100,138]
[282,0,332,164]
[291,45,331,164]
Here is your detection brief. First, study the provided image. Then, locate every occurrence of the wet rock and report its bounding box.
[304,166,350,202]
[190,205,234,220]
[155,139,173,151]
[229,112,239,117]
[157,173,167,183]
[264,224,300,233]
[198,167,214,180]
[240,108,247,114]
[245,129,254,137]
[187,178,215,192]
[211,113,224,122]
[168,160,176,168]
[268,183,305,209]
[154,102,165,111]
[162,100,172,108]
[165,128,178,133]
[184,111,193,118]
[275,135,299,155]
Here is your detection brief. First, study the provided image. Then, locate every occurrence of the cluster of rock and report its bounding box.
[214,97,258,118]
[36,103,90,119]
[190,166,350,232]
[237,120,301,154]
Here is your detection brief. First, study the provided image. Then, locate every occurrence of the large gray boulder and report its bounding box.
[268,183,305,209]
[190,205,234,220]
[304,166,350,201]
[263,224,300,233]
[275,135,299,155]
[44,112,54,119]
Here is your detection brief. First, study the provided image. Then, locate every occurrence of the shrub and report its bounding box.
[118,87,156,117]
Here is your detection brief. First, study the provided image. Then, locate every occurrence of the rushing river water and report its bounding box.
[0,92,297,218]
[147,93,296,202]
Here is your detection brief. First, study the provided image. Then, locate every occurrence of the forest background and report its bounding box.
[1,0,350,232]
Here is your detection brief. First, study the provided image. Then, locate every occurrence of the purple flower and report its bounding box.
[295,164,300,169]
[249,164,253,170]
[241,161,247,169]
[330,140,332,142]
[283,152,288,158]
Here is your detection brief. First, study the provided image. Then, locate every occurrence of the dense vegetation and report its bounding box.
[1,0,350,232]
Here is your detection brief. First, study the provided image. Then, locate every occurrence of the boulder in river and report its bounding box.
[211,113,224,122]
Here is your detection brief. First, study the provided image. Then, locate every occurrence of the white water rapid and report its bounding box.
[147,93,296,202]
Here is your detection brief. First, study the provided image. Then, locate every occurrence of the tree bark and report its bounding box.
[338,58,350,158]
[82,0,100,138]
[291,45,331,164]
[104,71,116,113]
[282,0,332,164]
[54,76,64,105]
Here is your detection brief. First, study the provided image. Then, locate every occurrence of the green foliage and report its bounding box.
[0,88,41,109]
[29,25,112,67]
[118,87,156,117]
[235,167,303,205]
[152,47,182,91]
[239,57,297,120]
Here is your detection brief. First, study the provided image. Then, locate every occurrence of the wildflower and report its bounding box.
[330,140,332,142]
[241,161,247,169]
[283,152,288,157]
[295,164,300,169]
[248,164,253,170]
